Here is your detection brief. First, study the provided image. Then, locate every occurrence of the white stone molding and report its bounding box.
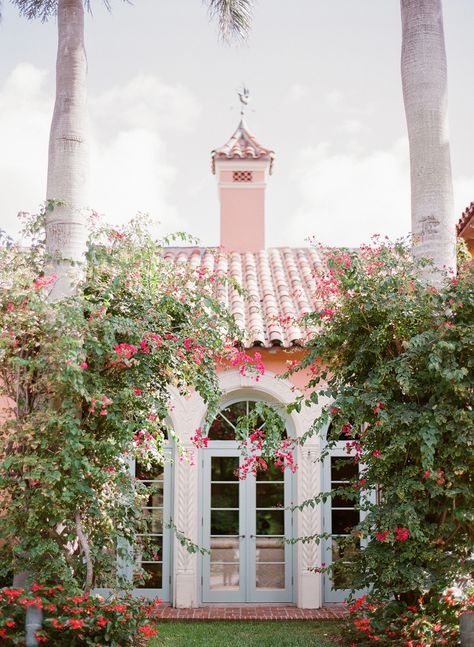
[170,388,206,608]
[169,372,327,608]
[296,445,323,608]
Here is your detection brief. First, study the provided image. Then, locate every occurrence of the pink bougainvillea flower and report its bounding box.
[191,428,208,449]
[33,273,58,290]
[79,362,88,369]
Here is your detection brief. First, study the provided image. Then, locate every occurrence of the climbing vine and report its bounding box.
[288,239,474,644]
[0,210,256,593]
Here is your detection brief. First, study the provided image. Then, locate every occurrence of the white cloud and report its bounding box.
[325,90,344,109]
[288,84,309,103]
[454,176,474,223]
[289,138,412,247]
[0,64,200,238]
[90,75,200,139]
[0,63,52,235]
[340,119,365,135]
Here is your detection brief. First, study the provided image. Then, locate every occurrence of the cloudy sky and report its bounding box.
[1,0,473,247]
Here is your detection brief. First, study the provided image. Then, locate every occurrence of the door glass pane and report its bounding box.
[136,461,164,480]
[208,416,236,440]
[331,538,360,589]
[211,483,239,508]
[211,510,239,535]
[256,461,284,481]
[210,537,239,562]
[134,562,162,589]
[256,564,285,589]
[256,483,284,508]
[332,492,354,508]
[332,509,360,535]
[331,458,357,482]
[256,510,285,535]
[210,563,239,590]
[211,456,239,481]
[142,508,163,533]
[256,537,284,563]
[135,535,163,562]
[143,484,164,508]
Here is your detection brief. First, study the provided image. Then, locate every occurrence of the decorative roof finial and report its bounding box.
[237,85,250,116]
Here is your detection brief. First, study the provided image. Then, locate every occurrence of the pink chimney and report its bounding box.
[212,108,274,253]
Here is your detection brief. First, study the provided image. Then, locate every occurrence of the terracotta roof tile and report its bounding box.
[212,118,275,174]
[457,201,474,236]
[163,247,325,349]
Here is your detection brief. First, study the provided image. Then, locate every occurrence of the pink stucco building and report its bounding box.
[111,110,358,611]
[121,109,474,610]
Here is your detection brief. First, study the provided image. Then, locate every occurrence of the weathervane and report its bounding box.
[237,85,250,116]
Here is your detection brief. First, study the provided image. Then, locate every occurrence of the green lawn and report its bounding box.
[149,621,341,647]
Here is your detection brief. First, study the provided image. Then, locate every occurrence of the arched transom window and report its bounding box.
[207,400,288,442]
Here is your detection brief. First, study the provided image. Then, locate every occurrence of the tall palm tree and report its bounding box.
[3,2,253,643]
[400,0,456,283]
[3,0,254,299]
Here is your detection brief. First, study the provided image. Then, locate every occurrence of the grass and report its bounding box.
[149,620,342,646]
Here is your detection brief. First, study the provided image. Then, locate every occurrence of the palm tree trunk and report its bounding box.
[400,0,456,284]
[46,0,89,299]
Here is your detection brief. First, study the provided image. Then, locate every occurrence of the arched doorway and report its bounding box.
[200,399,295,603]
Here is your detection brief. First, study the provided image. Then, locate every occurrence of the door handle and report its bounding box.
[240,534,246,538]
[250,534,255,539]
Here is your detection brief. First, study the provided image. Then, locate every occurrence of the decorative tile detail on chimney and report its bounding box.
[233,171,253,182]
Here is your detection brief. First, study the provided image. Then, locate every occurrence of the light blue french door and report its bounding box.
[323,447,368,603]
[131,457,172,600]
[201,448,293,603]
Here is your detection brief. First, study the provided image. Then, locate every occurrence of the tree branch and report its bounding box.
[75,511,93,593]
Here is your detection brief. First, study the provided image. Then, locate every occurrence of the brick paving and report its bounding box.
[155,605,346,621]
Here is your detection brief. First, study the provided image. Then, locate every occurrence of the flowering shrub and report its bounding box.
[0,584,160,645]
[229,401,299,479]
[0,211,248,593]
[345,589,474,646]
[288,239,474,643]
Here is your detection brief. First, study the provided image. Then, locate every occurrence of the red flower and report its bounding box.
[134,388,143,395]
[34,633,47,643]
[138,623,158,637]
[79,362,88,369]
[394,527,410,541]
[68,619,84,629]
[376,530,389,542]
[50,618,65,629]
[96,615,110,627]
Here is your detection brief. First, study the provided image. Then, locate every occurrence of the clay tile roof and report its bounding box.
[457,201,474,236]
[163,247,325,349]
[212,118,275,174]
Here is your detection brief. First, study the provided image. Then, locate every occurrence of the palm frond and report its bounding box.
[10,0,57,21]
[206,0,254,42]
[9,0,129,22]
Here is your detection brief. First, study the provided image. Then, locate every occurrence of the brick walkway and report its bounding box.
[155,605,346,621]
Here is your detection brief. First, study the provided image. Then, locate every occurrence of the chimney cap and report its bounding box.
[212,116,274,175]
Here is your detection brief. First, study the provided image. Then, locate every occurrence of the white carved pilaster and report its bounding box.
[170,389,206,608]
